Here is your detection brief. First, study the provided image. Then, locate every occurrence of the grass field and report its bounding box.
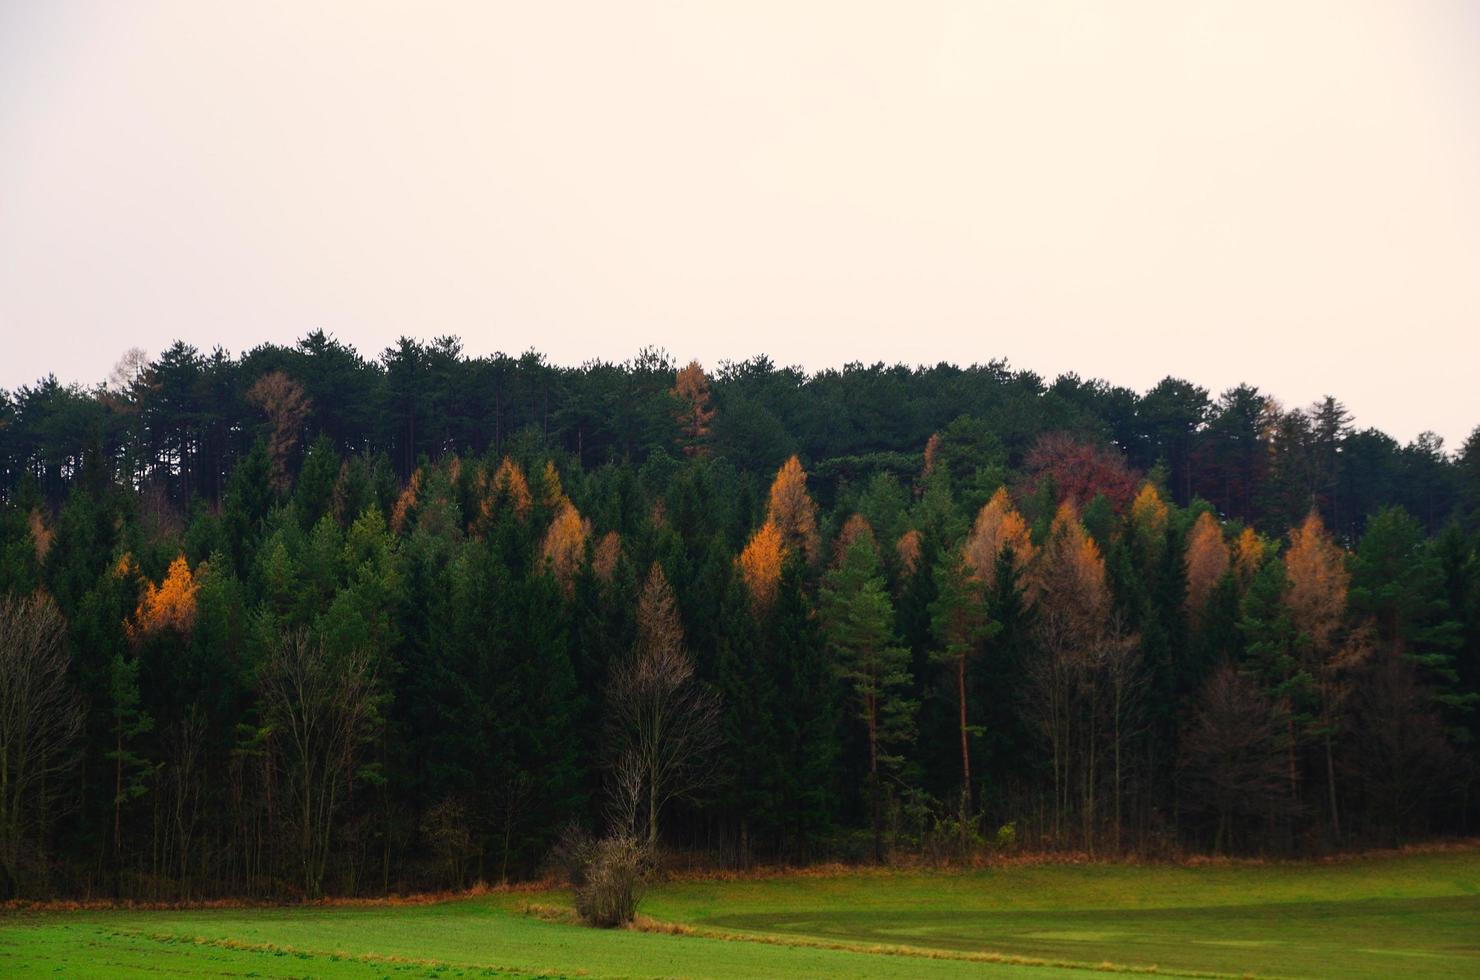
[3,849,1478,978]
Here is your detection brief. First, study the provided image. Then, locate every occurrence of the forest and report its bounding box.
[1,332,1478,900]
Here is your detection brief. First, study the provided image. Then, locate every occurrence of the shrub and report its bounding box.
[553,826,651,928]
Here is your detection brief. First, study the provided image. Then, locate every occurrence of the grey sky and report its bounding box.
[2,1,1477,447]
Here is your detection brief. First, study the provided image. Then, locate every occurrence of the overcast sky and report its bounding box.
[2,1,1477,447]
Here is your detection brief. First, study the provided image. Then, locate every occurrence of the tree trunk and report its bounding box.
[958,656,971,815]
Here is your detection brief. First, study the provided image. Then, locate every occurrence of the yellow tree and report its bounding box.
[540,460,567,511]
[1284,511,1367,838]
[1184,512,1230,613]
[541,501,592,593]
[737,520,785,613]
[1129,483,1169,557]
[671,361,716,457]
[1029,503,1130,847]
[1233,527,1266,585]
[963,488,1037,592]
[127,555,199,640]
[766,456,820,563]
[475,456,532,534]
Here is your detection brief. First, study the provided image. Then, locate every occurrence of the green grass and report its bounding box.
[4,850,1478,978]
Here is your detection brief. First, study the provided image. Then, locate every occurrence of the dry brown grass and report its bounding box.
[9,837,1476,914]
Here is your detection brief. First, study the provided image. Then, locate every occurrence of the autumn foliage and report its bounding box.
[126,554,199,641]
[738,520,785,613]
[1233,526,1267,583]
[540,460,568,511]
[833,514,876,567]
[1037,502,1111,626]
[390,469,422,536]
[766,455,820,563]
[1023,432,1140,512]
[963,488,1036,590]
[541,501,592,592]
[1130,483,1169,550]
[246,371,311,491]
[1284,512,1349,653]
[894,528,923,577]
[671,361,716,457]
[592,531,622,584]
[481,456,533,526]
[1184,511,1230,612]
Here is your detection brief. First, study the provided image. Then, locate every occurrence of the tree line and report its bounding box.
[0,335,1477,899]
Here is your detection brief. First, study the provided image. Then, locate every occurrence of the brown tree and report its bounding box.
[258,629,383,898]
[895,529,923,578]
[246,371,311,491]
[1178,664,1294,853]
[833,514,876,567]
[671,360,716,457]
[0,594,81,895]
[604,564,720,849]
[592,531,622,584]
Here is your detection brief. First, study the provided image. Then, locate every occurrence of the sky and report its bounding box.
[2,1,1478,448]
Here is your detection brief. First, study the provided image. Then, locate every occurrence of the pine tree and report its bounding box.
[821,532,915,861]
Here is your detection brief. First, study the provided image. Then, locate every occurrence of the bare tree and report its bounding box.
[1347,657,1455,846]
[604,564,720,850]
[1177,664,1294,853]
[258,628,382,897]
[0,594,82,896]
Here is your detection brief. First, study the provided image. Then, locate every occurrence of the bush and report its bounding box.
[552,826,650,928]
[994,822,1017,851]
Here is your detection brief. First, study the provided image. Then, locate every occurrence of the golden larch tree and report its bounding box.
[1284,512,1348,655]
[833,514,876,567]
[1283,510,1367,839]
[541,501,592,592]
[481,456,532,527]
[127,555,200,640]
[1129,483,1169,555]
[921,432,941,480]
[592,531,622,584]
[27,508,52,565]
[671,360,716,457]
[1184,511,1230,613]
[540,459,567,511]
[1233,527,1266,584]
[895,528,923,578]
[390,468,422,537]
[738,520,785,613]
[963,487,1037,591]
[766,455,820,563]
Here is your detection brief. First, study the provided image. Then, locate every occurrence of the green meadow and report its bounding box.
[4,849,1478,979]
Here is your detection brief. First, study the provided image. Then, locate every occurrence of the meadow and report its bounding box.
[3,849,1478,979]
